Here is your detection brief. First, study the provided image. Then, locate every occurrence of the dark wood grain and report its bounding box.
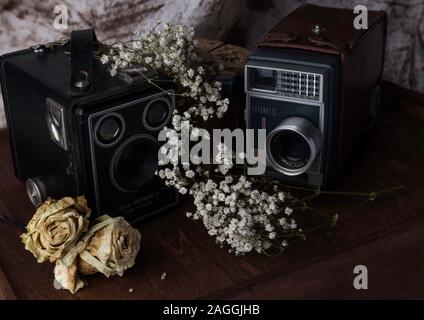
[225,223,424,300]
[0,87,423,299]
[0,265,16,300]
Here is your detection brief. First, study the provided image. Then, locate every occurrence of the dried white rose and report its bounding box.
[21,196,91,263]
[54,215,141,293]
[75,215,140,277]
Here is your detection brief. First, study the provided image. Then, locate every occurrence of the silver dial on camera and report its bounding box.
[25,177,47,206]
[267,117,321,176]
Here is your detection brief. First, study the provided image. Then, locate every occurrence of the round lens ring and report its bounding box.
[270,131,311,169]
[142,97,173,131]
[266,117,321,176]
[94,113,125,147]
[100,118,120,141]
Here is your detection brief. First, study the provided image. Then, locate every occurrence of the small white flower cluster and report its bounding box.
[157,166,189,195]
[100,21,229,122]
[99,22,302,255]
[187,175,300,255]
[215,142,234,175]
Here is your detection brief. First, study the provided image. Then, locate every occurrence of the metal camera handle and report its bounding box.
[70,29,98,96]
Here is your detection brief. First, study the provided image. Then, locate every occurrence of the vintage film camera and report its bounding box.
[245,4,387,187]
[0,30,178,222]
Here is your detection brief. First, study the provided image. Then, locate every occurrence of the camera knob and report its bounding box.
[25,177,48,206]
[30,44,47,56]
[311,24,324,35]
[73,70,91,90]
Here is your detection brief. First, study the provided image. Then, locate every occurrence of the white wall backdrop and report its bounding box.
[1,0,423,128]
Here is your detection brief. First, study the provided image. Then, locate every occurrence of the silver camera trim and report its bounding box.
[266,117,322,176]
[244,62,324,103]
[46,98,69,151]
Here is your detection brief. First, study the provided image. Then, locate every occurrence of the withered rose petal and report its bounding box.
[76,215,141,278]
[20,196,91,263]
[54,259,86,294]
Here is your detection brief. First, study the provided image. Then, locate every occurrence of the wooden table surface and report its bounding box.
[0,86,423,300]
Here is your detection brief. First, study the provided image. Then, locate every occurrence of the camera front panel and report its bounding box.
[84,90,178,221]
[245,55,336,186]
[248,94,322,174]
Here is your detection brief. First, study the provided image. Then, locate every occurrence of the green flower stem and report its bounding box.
[134,69,188,97]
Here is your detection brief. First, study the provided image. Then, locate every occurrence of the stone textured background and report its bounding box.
[0,0,423,128]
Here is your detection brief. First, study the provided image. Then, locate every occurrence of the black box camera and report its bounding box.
[0,30,178,222]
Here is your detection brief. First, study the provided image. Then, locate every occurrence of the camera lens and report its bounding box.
[270,131,311,169]
[100,118,120,140]
[111,135,159,192]
[147,102,168,125]
[94,113,125,147]
[142,97,172,130]
[267,117,321,176]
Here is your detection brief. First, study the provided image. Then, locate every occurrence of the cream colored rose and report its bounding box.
[54,215,141,293]
[79,215,141,277]
[21,196,91,263]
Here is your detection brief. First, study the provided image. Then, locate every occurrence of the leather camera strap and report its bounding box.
[70,29,97,97]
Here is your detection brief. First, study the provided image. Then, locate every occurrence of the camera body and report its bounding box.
[245,4,387,187]
[0,38,178,222]
[245,48,340,186]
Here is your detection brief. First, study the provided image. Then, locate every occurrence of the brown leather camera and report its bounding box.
[245,4,387,187]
